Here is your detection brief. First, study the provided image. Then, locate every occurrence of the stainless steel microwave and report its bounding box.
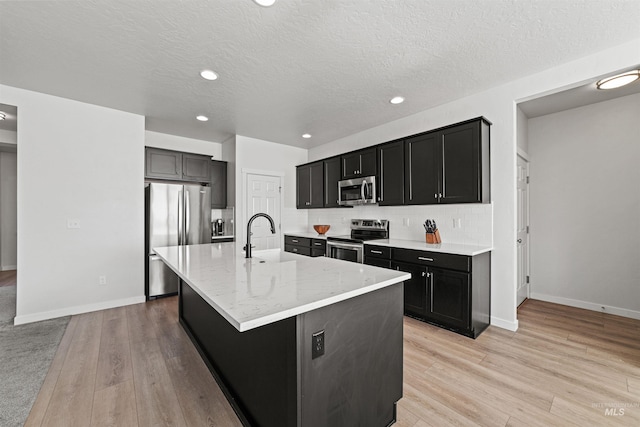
[338,176,377,206]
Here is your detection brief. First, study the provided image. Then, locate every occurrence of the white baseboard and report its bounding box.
[1,265,17,271]
[13,295,146,326]
[530,292,640,321]
[490,316,519,331]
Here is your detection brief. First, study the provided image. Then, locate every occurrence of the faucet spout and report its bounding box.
[245,213,277,258]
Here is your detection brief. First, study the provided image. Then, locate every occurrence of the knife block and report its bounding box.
[426,230,442,244]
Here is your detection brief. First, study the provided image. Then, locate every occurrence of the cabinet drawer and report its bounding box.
[393,248,470,272]
[285,236,311,247]
[285,245,311,256]
[311,248,326,257]
[364,257,391,269]
[364,245,391,259]
[311,239,326,251]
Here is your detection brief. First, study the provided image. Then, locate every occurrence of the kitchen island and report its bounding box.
[154,243,410,427]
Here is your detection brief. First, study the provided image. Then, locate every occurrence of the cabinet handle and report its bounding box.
[421,271,427,277]
[292,239,298,243]
[314,242,322,246]
[370,250,383,254]
[439,193,443,198]
[293,248,298,252]
[434,193,438,199]
[418,257,434,262]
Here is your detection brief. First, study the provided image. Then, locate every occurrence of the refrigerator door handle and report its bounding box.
[185,189,190,245]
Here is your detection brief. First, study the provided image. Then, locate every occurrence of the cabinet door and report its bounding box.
[210,160,227,208]
[297,165,311,208]
[364,257,391,269]
[309,161,324,208]
[378,140,404,205]
[391,261,427,318]
[145,148,182,180]
[341,152,361,179]
[323,156,341,207]
[428,267,470,330]
[404,133,440,205]
[440,121,481,203]
[359,148,377,176]
[182,153,210,182]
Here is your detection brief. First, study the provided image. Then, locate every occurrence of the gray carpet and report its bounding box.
[0,286,70,427]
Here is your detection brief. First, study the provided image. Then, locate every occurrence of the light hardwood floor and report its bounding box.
[0,269,16,287]
[25,298,640,426]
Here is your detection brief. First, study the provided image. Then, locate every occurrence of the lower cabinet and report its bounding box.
[365,244,490,338]
[284,235,326,257]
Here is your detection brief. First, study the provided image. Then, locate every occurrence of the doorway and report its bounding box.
[244,171,282,251]
[0,103,18,323]
[516,155,530,306]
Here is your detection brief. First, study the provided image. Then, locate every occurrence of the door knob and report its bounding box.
[517,239,522,243]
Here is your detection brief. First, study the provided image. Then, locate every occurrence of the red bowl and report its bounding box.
[313,225,330,235]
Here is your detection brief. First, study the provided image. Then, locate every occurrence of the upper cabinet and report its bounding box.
[295,117,490,209]
[405,118,490,205]
[210,160,227,208]
[341,147,377,179]
[323,156,342,208]
[145,147,212,184]
[378,140,405,206]
[297,161,324,209]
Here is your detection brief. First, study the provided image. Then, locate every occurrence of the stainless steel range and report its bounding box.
[326,219,389,263]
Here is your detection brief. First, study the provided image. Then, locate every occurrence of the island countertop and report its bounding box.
[154,243,410,332]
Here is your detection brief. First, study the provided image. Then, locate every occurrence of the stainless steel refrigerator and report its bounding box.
[145,182,211,299]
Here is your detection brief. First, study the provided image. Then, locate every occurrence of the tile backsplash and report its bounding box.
[303,203,493,246]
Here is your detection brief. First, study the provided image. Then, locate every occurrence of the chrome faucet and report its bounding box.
[244,213,276,258]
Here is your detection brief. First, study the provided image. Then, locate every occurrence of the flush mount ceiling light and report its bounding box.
[0,112,5,120]
[196,115,209,122]
[252,0,276,7]
[302,133,311,139]
[389,96,405,105]
[596,70,640,90]
[200,69,218,81]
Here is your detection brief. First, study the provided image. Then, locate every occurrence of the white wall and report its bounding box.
[0,151,17,270]
[145,130,222,159]
[309,38,640,330]
[1,85,146,324]
[528,93,640,319]
[234,135,308,249]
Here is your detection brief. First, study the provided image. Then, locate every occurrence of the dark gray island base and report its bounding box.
[179,280,403,427]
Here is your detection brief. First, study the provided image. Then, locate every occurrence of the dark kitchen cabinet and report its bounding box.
[323,156,342,208]
[145,147,211,184]
[284,235,326,257]
[405,118,490,205]
[296,161,324,209]
[377,140,405,205]
[391,261,428,319]
[182,153,210,182]
[210,160,227,208]
[145,148,183,180]
[364,244,392,269]
[392,247,490,338]
[341,148,377,179]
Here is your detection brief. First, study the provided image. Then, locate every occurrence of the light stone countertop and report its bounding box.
[283,231,340,240]
[153,243,410,332]
[365,239,492,256]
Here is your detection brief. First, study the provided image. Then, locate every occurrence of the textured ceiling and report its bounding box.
[1,0,639,148]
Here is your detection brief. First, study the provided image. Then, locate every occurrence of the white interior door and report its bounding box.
[246,173,281,251]
[516,155,530,306]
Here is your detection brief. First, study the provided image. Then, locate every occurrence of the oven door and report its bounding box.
[327,240,364,263]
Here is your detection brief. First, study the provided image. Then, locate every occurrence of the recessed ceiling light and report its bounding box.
[252,0,276,6]
[390,96,405,104]
[596,70,640,90]
[196,115,209,122]
[0,112,5,120]
[302,133,311,139]
[200,69,218,81]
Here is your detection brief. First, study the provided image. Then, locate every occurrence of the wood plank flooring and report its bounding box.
[25,298,640,426]
[0,269,16,287]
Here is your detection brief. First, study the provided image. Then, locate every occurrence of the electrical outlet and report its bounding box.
[67,219,81,229]
[312,330,325,359]
[402,218,410,227]
[98,276,107,286]
[456,218,462,229]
